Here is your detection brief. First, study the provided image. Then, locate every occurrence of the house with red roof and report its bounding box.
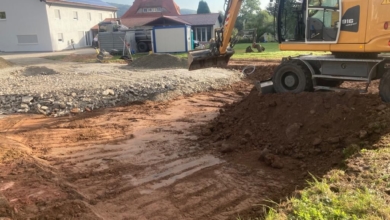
[120,0,222,43]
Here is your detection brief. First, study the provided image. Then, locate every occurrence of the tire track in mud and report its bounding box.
[53,92,261,220]
[1,83,285,220]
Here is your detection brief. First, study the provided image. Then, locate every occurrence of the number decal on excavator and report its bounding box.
[382,0,390,5]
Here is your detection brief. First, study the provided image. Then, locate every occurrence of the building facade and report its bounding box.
[119,0,222,43]
[0,0,116,52]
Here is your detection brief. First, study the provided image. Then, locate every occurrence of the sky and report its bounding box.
[106,0,269,12]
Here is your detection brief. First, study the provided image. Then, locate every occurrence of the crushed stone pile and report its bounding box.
[0,57,13,69]
[0,63,241,116]
[22,66,59,76]
[199,89,390,173]
[129,54,188,69]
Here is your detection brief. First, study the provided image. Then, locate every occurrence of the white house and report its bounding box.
[0,0,117,52]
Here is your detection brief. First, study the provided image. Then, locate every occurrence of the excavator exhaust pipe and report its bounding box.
[188,49,234,71]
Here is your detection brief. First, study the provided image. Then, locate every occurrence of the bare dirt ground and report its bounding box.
[1,56,389,219]
[0,81,269,220]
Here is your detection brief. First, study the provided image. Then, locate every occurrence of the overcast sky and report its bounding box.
[106,0,269,12]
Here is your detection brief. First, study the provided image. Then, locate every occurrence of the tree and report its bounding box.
[232,0,274,42]
[197,0,211,14]
[234,0,262,31]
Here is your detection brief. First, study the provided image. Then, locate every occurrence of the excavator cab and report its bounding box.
[277,0,341,44]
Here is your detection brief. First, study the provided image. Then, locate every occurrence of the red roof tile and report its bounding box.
[120,17,158,28]
[121,0,181,18]
[114,13,221,28]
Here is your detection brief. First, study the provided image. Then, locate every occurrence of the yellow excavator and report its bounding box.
[188,0,390,102]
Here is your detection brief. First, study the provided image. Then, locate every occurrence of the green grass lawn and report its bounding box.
[230,42,328,60]
[167,43,328,60]
[264,149,390,220]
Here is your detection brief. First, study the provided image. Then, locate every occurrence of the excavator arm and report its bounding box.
[188,0,244,71]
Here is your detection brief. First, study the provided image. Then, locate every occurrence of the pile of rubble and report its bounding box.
[0,63,242,116]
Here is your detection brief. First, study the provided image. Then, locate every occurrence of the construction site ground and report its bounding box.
[1,52,390,219]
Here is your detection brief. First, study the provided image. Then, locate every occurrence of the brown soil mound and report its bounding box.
[0,57,13,69]
[129,54,187,69]
[227,61,279,81]
[201,89,389,174]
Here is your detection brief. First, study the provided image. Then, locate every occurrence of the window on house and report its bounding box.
[0,12,6,19]
[58,33,64,42]
[85,31,91,46]
[17,35,38,44]
[88,12,92,21]
[142,7,162,13]
[99,13,103,21]
[73,11,78,20]
[54,9,61,19]
[195,27,212,42]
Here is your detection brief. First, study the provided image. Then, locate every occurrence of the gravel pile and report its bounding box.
[0,63,242,116]
[128,54,188,69]
[0,57,13,69]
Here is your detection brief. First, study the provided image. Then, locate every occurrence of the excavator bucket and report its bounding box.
[188,49,234,71]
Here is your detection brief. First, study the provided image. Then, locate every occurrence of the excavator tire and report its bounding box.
[272,60,313,93]
[137,42,149,53]
[379,70,390,102]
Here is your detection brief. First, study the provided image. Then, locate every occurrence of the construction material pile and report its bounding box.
[128,54,187,69]
[201,89,389,173]
[0,57,13,69]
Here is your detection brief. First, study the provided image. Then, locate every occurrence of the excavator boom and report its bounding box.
[188,0,243,71]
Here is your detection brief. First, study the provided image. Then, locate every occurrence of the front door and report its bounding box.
[306,0,341,43]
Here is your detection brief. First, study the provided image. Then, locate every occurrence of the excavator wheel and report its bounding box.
[379,70,390,102]
[272,61,313,93]
[137,42,149,53]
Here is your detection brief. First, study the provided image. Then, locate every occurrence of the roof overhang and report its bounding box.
[144,16,190,26]
[45,0,117,11]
